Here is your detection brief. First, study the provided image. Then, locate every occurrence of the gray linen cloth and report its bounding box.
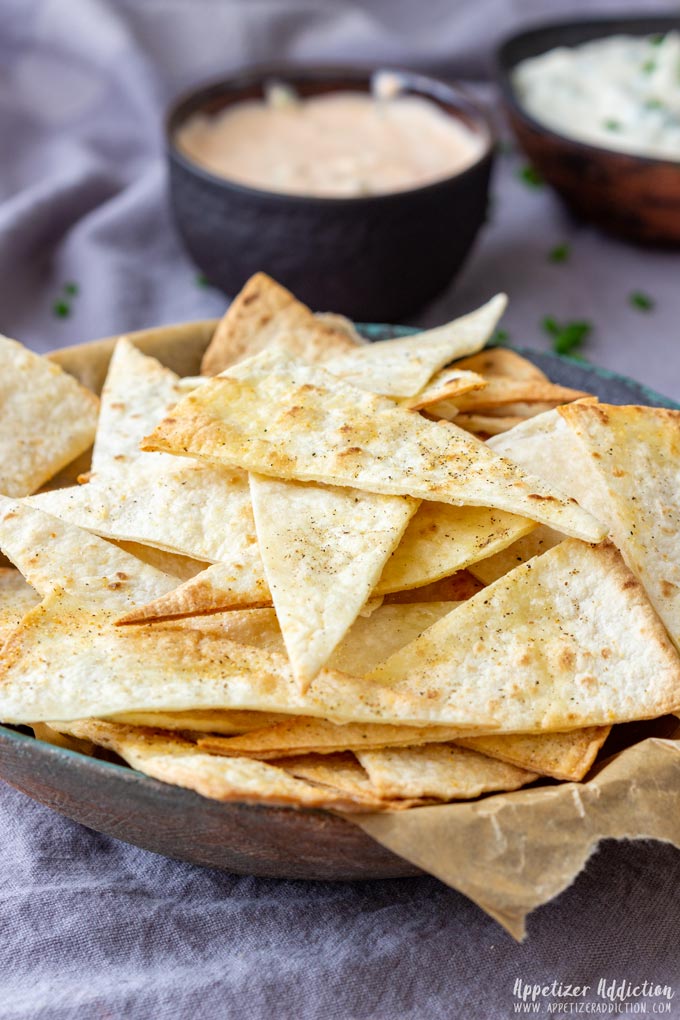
[1,2,680,1017]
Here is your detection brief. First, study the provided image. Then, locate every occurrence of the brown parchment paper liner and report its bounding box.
[352,725,680,940]
[49,324,680,941]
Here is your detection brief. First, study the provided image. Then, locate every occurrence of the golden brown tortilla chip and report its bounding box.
[322,295,507,397]
[400,368,487,411]
[368,540,680,732]
[201,273,357,375]
[355,744,537,799]
[456,727,610,782]
[0,568,39,645]
[276,752,425,809]
[110,709,287,734]
[142,350,605,541]
[0,334,99,497]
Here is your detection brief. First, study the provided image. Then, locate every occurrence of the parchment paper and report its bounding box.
[353,721,680,939]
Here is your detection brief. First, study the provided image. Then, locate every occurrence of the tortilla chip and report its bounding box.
[322,294,507,397]
[198,717,476,759]
[0,334,99,497]
[454,348,549,382]
[142,350,605,541]
[91,337,186,475]
[468,525,564,585]
[52,719,378,810]
[558,403,680,650]
[314,313,366,345]
[368,539,680,732]
[27,460,268,577]
[0,568,39,644]
[200,273,357,375]
[249,474,417,689]
[456,727,610,782]
[276,752,424,808]
[375,503,535,594]
[0,593,488,727]
[452,378,589,414]
[110,709,286,734]
[401,368,487,411]
[0,496,176,608]
[355,745,537,799]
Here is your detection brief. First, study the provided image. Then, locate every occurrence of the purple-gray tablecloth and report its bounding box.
[1,2,680,1017]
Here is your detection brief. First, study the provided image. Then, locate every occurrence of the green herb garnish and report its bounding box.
[604,119,621,131]
[650,33,665,46]
[644,98,664,110]
[517,164,543,189]
[642,59,657,74]
[63,282,79,296]
[542,316,592,356]
[53,300,70,319]
[629,291,655,311]
[491,329,510,345]
[548,243,570,263]
[195,273,210,288]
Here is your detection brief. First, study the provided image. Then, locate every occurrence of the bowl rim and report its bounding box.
[495,13,680,172]
[165,63,496,207]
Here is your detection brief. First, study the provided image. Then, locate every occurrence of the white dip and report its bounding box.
[512,32,680,160]
[176,77,484,198]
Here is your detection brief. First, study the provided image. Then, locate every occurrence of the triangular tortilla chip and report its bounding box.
[200,273,358,375]
[111,709,286,734]
[400,368,487,411]
[558,403,680,650]
[456,726,610,782]
[0,496,176,609]
[27,460,267,577]
[468,524,564,585]
[322,294,507,397]
[355,745,537,799]
[142,350,605,541]
[454,348,549,382]
[367,540,680,731]
[197,717,477,759]
[249,474,417,688]
[0,593,488,727]
[0,334,99,497]
[375,503,535,594]
[454,413,525,436]
[91,337,186,475]
[51,719,378,810]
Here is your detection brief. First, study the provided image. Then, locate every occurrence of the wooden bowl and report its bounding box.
[166,66,494,321]
[0,321,677,880]
[496,16,680,245]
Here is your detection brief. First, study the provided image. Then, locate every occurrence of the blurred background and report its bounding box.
[0,0,679,395]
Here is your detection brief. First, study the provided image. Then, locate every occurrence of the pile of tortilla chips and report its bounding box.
[1,272,679,815]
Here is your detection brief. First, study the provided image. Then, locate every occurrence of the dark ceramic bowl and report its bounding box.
[496,16,680,245]
[0,321,676,880]
[166,66,494,321]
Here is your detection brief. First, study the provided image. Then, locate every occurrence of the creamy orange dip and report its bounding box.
[176,85,484,198]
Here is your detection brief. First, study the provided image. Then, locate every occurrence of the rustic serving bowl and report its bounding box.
[166,66,494,320]
[0,320,676,880]
[496,16,680,245]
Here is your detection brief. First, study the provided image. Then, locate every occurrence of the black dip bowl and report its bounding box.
[166,66,494,321]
